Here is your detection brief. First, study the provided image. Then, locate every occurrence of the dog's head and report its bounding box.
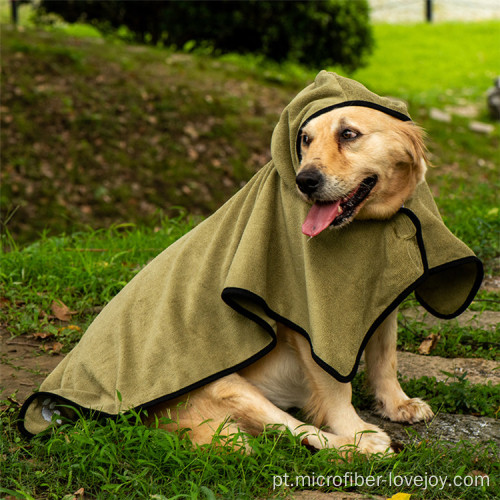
[296,106,428,237]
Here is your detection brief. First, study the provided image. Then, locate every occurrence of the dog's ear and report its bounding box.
[401,123,429,183]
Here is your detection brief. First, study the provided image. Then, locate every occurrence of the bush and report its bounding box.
[38,0,373,71]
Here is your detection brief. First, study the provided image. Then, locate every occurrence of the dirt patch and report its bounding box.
[396,351,499,385]
[1,28,298,245]
[0,326,63,401]
[395,305,499,384]
[482,275,500,292]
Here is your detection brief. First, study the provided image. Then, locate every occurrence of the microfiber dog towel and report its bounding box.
[20,71,482,436]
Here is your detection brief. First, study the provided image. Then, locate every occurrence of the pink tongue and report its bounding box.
[302,201,341,237]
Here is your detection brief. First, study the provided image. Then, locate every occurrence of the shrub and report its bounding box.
[37,0,373,71]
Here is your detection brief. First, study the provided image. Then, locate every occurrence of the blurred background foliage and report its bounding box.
[36,0,373,72]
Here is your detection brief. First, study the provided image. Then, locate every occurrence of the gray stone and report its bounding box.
[487,77,500,121]
[359,411,499,447]
[430,108,452,122]
[469,121,495,134]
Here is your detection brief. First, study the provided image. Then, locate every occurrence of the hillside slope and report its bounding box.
[1,27,305,242]
[1,23,498,271]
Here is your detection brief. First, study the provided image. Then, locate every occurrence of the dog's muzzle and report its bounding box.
[296,169,324,197]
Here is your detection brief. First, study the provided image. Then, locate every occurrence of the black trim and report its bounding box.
[399,207,428,271]
[415,256,484,319]
[18,335,277,439]
[296,100,412,161]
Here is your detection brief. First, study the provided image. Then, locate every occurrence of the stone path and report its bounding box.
[360,411,499,448]
[396,307,499,385]
[402,306,499,331]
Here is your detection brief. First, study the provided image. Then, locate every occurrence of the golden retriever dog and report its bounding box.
[147,106,434,455]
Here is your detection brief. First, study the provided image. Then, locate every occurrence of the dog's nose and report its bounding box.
[296,169,324,196]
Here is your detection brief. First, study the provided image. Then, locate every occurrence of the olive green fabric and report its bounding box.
[20,71,482,436]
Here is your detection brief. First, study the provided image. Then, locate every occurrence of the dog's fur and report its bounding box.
[147,107,433,454]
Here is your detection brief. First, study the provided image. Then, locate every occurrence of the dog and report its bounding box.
[146,106,434,455]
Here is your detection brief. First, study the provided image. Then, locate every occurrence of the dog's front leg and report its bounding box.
[364,309,433,423]
[287,332,392,455]
[206,374,356,452]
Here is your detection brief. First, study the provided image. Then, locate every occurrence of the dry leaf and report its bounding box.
[41,341,64,354]
[73,487,85,497]
[417,333,441,355]
[387,494,412,500]
[470,470,489,478]
[51,300,77,322]
[33,332,54,340]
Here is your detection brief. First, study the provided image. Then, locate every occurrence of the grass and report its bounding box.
[0,404,498,499]
[356,22,500,107]
[0,217,195,344]
[400,376,499,418]
[0,10,499,500]
[352,372,499,419]
[398,321,499,361]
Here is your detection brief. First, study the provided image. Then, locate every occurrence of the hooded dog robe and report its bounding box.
[20,71,483,436]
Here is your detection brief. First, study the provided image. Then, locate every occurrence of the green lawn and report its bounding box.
[356,22,500,107]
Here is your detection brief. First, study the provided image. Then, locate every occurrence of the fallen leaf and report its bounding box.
[33,332,54,340]
[7,397,21,407]
[387,494,412,500]
[73,487,85,497]
[41,341,64,354]
[51,300,77,322]
[417,333,441,355]
[470,470,489,478]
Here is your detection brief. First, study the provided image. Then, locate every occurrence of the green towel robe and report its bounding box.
[20,71,483,436]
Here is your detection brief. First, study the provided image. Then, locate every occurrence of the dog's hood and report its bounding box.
[272,70,411,188]
[20,72,482,436]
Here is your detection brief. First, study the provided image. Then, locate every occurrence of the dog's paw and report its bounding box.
[353,424,393,455]
[377,397,433,424]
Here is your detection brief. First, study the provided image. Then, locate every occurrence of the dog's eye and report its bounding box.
[341,129,359,140]
[301,133,312,147]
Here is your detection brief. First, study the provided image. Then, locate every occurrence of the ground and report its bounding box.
[2,294,498,452]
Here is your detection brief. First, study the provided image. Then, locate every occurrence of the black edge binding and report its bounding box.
[18,331,276,439]
[415,256,483,319]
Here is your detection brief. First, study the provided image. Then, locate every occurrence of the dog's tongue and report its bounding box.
[302,201,341,237]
